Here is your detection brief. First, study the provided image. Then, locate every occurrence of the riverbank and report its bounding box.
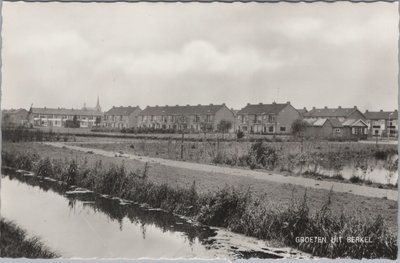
[2,142,398,259]
[69,138,398,188]
[0,218,58,258]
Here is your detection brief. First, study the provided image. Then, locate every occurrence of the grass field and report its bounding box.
[0,218,58,258]
[70,137,398,186]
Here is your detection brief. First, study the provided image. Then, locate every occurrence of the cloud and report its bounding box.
[1,2,398,111]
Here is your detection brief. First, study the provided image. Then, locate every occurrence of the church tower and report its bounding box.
[95,96,101,112]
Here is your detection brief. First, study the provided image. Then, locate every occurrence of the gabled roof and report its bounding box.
[364,110,398,120]
[312,118,327,127]
[327,118,343,128]
[303,107,360,118]
[30,107,103,116]
[106,106,141,116]
[342,119,368,127]
[304,118,343,128]
[237,102,290,115]
[306,118,343,128]
[2,109,29,115]
[139,104,227,116]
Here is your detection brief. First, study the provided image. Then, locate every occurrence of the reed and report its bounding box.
[2,148,397,259]
[0,218,58,258]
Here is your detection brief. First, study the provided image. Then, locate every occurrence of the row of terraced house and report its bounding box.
[4,98,398,139]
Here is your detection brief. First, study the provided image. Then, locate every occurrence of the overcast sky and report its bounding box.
[2,2,398,112]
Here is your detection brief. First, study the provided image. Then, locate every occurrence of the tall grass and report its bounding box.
[0,218,58,258]
[2,149,397,259]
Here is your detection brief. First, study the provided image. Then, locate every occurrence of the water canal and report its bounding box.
[1,168,308,259]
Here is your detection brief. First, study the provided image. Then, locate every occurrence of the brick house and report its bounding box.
[364,110,398,137]
[138,104,235,132]
[29,107,103,128]
[304,118,344,138]
[2,109,29,127]
[302,106,368,139]
[236,102,300,134]
[103,106,142,129]
[303,106,366,122]
[304,118,368,139]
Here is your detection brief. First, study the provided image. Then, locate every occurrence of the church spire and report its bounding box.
[95,95,101,112]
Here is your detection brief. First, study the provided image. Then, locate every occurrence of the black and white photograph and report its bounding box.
[0,0,398,260]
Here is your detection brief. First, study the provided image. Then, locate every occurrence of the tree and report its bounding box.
[217,120,233,139]
[291,119,309,152]
[200,121,213,140]
[291,119,309,137]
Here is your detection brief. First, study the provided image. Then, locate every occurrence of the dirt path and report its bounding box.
[45,142,398,201]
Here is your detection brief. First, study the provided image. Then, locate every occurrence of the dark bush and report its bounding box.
[247,141,279,170]
[349,175,362,184]
[236,130,244,139]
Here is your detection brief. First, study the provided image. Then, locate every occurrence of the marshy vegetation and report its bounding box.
[2,149,398,259]
[0,218,58,258]
[73,138,398,187]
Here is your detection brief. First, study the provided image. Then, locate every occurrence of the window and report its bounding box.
[335,128,341,133]
[268,126,274,132]
[280,126,286,132]
[268,115,276,122]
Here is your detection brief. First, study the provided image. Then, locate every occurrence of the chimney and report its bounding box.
[365,110,368,113]
[247,103,250,106]
[354,106,357,109]
[338,106,341,109]
[165,105,168,107]
[312,107,316,110]
[304,107,307,110]
[324,106,328,109]
[273,101,276,104]
[222,103,226,106]
[380,109,383,112]
[176,104,179,106]
[210,103,213,106]
[287,101,290,105]
[197,104,201,106]
[186,104,190,106]
[155,105,159,107]
[258,102,262,105]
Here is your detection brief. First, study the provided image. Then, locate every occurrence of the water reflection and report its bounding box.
[294,155,398,185]
[2,168,292,259]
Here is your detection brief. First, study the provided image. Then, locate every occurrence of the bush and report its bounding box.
[374,150,389,160]
[236,130,244,139]
[350,175,362,184]
[35,158,54,178]
[247,141,279,170]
